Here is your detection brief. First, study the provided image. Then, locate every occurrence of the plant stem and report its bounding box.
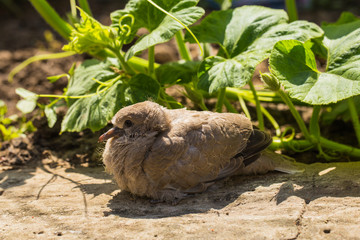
[175,31,192,61]
[215,88,226,113]
[248,80,264,131]
[348,97,360,146]
[277,89,312,141]
[223,98,238,113]
[226,87,283,103]
[8,51,76,82]
[78,0,92,16]
[285,0,298,22]
[148,46,155,76]
[319,137,360,158]
[237,95,251,120]
[270,137,314,151]
[112,49,135,75]
[243,96,281,136]
[128,55,159,74]
[309,105,321,139]
[201,43,211,60]
[70,0,77,19]
[29,0,72,40]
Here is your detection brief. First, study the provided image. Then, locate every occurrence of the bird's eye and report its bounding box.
[124,119,133,128]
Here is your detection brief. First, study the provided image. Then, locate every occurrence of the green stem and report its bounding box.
[249,81,264,131]
[175,31,192,61]
[226,87,283,103]
[309,105,321,138]
[201,43,211,60]
[243,96,281,136]
[38,76,121,99]
[29,0,72,40]
[112,49,135,75]
[277,89,312,141]
[348,97,360,146]
[70,0,77,18]
[128,55,159,74]
[8,51,76,82]
[285,0,299,22]
[237,95,251,120]
[148,46,155,76]
[78,0,92,16]
[319,137,360,158]
[269,137,314,152]
[215,88,226,113]
[223,98,238,113]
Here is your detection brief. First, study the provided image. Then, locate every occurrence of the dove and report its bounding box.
[99,101,301,204]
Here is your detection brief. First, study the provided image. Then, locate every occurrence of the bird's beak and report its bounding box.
[98,127,124,142]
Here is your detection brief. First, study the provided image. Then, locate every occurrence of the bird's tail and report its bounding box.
[262,150,304,174]
[239,150,305,175]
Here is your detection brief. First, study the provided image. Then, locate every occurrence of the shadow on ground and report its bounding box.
[103,162,360,219]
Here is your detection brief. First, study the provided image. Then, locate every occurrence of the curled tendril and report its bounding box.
[279,127,313,152]
[119,14,135,37]
[280,127,296,142]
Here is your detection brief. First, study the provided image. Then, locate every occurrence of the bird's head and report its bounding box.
[99,101,170,142]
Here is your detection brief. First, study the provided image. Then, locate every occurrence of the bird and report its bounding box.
[99,101,302,204]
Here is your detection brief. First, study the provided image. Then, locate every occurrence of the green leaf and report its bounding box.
[15,88,38,114]
[322,12,359,27]
[0,100,7,117]
[63,8,121,55]
[198,56,251,93]
[125,74,160,102]
[186,6,323,93]
[45,105,57,128]
[47,74,69,83]
[270,14,360,105]
[321,96,360,125]
[15,88,38,101]
[111,0,204,60]
[61,73,160,132]
[66,59,118,97]
[270,39,360,105]
[16,99,37,114]
[61,81,124,133]
[155,60,200,85]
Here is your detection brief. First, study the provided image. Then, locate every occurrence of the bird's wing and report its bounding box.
[142,110,253,191]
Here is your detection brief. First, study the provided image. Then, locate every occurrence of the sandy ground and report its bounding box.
[1,158,360,240]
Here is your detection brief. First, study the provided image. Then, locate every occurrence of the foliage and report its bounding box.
[11,0,360,159]
[0,100,36,142]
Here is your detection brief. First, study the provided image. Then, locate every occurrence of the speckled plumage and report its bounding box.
[100,101,298,203]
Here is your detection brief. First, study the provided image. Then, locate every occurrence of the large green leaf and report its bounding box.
[111,0,204,60]
[61,81,124,133]
[61,73,160,132]
[322,14,360,80]
[198,56,251,93]
[270,39,360,105]
[186,5,323,93]
[66,59,117,96]
[155,60,200,85]
[125,74,160,102]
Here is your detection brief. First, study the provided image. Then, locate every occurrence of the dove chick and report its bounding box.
[100,101,299,203]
